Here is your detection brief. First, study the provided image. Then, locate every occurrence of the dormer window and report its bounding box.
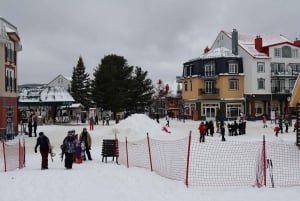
[204,63,215,77]
[229,63,238,73]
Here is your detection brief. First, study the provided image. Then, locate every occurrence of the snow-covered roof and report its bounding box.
[205,47,240,59]
[18,86,74,104]
[223,31,294,58]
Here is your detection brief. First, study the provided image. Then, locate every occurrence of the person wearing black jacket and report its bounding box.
[35,132,52,170]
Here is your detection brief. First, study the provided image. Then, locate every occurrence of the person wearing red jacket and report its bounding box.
[198,122,207,143]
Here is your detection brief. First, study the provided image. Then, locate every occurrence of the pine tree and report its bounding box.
[92,54,153,115]
[71,56,91,109]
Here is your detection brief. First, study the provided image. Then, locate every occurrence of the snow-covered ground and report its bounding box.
[1,114,300,201]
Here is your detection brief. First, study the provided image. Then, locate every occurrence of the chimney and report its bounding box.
[294,38,300,47]
[204,46,210,53]
[255,35,263,52]
[232,29,238,55]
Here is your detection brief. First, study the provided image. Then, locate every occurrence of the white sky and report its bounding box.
[1,114,300,201]
[1,0,300,85]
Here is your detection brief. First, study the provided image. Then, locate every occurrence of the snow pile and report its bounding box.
[105,114,166,141]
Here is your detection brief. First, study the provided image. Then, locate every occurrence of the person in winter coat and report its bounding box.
[274,125,280,137]
[284,118,289,133]
[220,121,226,141]
[28,117,33,137]
[62,130,77,169]
[34,132,52,170]
[262,115,267,128]
[33,114,38,137]
[79,128,92,160]
[198,122,207,143]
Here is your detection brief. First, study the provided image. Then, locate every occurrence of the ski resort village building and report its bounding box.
[0,17,22,140]
[181,29,300,121]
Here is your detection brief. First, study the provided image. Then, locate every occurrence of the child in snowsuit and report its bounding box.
[62,130,77,169]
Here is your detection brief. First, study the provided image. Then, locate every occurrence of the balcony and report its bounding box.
[198,88,220,96]
[271,71,299,77]
[271,87,293,94]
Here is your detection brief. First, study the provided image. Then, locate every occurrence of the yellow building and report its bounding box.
[181,47,244,121]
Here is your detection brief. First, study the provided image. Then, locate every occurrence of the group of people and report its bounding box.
[34,127,92,170]
[273,116,298,137]
[198,120,225,142]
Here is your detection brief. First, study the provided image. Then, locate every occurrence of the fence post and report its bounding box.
[147,133,153,172]
[263,135,266,187]
[23,138,26,167]
[125,137,129,168]
[185,130,192,187]
[19,138,21,168]
[2,141,7,172]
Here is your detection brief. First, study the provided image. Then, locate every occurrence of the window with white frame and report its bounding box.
[274,48,281,57]
[229,63,238,73]
[204,63,215,77]
[205,80,216,93]
[229,78,239,90]
[292,49,299,58]
[257,62,265,72]
[183,66,187,77]
[189,65,193,76]
[257,78,265,89]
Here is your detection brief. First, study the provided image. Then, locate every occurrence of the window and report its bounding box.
[5,42,15,64]
[271,63,285,74]
[205,80,216,93]
[226,104,242,118]
[189,65,193,76]
[257,62,265,73]
[5,67,16,92]
[228,63,238,73]
[282,46,292,58]
[257,78,265,89]
[289,79,296,91]
[229,79,239,90]
[272,79,284,93]
[190,80,192,91]
[292,49,299,58]
[274,48,281,57]
[255,102,263,115]
[184,81,188,91]
[204,63,215,77]
[183,66,187,77]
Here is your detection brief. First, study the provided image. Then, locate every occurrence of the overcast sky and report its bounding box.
[1,0,299,85]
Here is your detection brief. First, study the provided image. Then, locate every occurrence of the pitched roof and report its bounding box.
[222,30,295,59]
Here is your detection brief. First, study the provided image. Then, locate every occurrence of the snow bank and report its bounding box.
[103,114,167,141]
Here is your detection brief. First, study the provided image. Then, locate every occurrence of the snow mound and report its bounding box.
[108,114,166,141]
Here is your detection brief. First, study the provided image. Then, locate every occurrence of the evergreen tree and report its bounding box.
[71,56,91,109]
[92,54,133,114]
[92,54,153,115]
[127,67,154,112]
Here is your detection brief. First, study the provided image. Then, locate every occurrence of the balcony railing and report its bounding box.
[271,87,293,94]
[271,71,300,77]
[198,88,220,96]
